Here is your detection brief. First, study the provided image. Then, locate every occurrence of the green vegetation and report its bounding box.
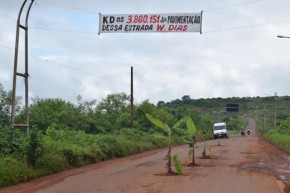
[264,116,290,154]
[1,84,290,187]
[265,130,290,154]
[172,154,183,175]
[1,84,211,186]
[185,117,197,165]
[164,95,290,132]
[146,113,187,175]
[0,126,184,187]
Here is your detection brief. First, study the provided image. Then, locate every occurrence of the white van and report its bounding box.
[213,122,228,139]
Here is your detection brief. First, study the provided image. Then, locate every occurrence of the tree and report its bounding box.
[0,85,10,126]
[134,100,156,131]
[0,84,21,127]
[96,93,130,131]
[28,98,79,131]
[97,93,130,114]
[157,101,165,107]
[182,95,191,101]
[76,95,96,114]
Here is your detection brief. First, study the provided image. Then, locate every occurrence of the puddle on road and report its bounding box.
[284,186,290,193]
[241,160,290,187]
[136,161,157,167]
[240,163,270,172]
[240,151,258,155]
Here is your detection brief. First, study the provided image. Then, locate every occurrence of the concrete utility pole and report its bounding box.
[11,0,34,134]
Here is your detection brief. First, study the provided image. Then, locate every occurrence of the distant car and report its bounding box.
[213,122,228,139]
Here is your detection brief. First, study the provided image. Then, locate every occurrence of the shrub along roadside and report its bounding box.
[0,127,184,187]
[265,130,290,154]
[0,156,34,187]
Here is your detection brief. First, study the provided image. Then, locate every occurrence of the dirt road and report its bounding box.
[1,117,290,193]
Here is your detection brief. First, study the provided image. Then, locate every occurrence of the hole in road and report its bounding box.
[284,186,290,193]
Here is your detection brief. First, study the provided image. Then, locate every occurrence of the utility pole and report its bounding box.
[274,92,277,129]
[11,0,34,134]
[217,107,226,122]
[130,66,134,128]
[263,105,267,131]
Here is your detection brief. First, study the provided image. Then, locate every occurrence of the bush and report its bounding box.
[149,135,167,147]
[265,130,290,154]
[26,128,43,166]
[95,136,123,159]
[62,148,80,166]
[116,138,140,156]
[277,116,290,135]
[37,152,68,173]
[0,156,34,187]
[0,127,27,155]
[0,126,185,187]
[81,148,105,164]
[116,128,144,141]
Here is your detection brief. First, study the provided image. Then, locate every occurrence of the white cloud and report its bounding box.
[1,0,290,104]
[0,72,10,82]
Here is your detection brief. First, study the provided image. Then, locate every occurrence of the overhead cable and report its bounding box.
[204,0,265,12]
[40,0,265,14]
[0,44,129,86]
[30,26,97,34]
[204,19,290,33]
[39,0,98,14]
[28,18,290,34]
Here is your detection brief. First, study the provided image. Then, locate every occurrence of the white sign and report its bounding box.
[99,12,202,34]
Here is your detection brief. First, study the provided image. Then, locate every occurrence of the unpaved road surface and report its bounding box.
[1,117,290,193]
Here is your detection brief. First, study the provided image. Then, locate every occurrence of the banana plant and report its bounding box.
[146,113,186,175]
[185,117,197,166]
[198,130,210,159]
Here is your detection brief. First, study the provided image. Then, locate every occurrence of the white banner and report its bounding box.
[99,12,202,34]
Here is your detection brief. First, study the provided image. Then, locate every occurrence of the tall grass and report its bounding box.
[0,127,184,187]
[265,130,290,154]
[0,156,34,187]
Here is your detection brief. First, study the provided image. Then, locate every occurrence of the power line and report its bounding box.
[0,44,129,86]
[30,26,97,34]
[33,0,274,35]
[203,19,290,33]
[38,0,98,15]
[0,44,13,50]
[204,0,265,12]
[28,18,290,34]
[40,0,264,14]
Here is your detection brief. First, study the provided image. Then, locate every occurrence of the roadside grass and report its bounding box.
[265,130,290,154]
[0,156,34,187]
[0,127,184,187]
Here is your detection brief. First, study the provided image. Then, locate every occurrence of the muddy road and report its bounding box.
[1,117,290,193]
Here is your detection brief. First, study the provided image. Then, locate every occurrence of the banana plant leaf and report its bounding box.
[146,113,171,134]
[186,117,197,135]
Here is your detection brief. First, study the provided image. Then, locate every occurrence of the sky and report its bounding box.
[1,0,290,105]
